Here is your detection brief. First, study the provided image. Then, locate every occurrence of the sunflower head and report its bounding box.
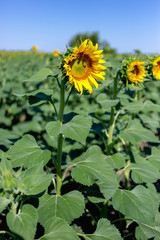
[152,56,160,80]
[63,39,106,94]
[120,59,146,86]
[127,60,146,84]
[53,50,60,57]
[32,45,38,52]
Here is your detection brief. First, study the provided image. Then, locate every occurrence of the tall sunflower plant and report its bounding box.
[0,41,160,240]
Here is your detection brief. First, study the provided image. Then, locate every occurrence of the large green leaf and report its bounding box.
[62,115,92,145]
[148,147,160,169]
[96,93,119,110]
[0,197,11,213]
[112,185,158,226]
[122,100,143,113]
[18,164,52,195]
[12,120,42,136]
[106,153,125,169]
[15,89,53,106]
[127,160,160,183]
[38,216,80,240]
[46,115,92,145]
[0,128,18,147]
[142,100,160,112]
[85,218,122,240]
[140,113,160,129]
[7,204,38,240]
[24,68,54,82]
[136,213,160,240]
[71,146,119,200]
[120,120,158,144]
[46,121,61,137]
[38,190,85,226]
[7,134,51,168]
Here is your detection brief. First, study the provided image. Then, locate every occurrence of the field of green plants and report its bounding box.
[0,47,160,240]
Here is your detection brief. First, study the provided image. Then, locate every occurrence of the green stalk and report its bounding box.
[0,231,17,240]
[56,78,65,195]
[107,73,118,154]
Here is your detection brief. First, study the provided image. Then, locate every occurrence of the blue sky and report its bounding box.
[1,0,160,54]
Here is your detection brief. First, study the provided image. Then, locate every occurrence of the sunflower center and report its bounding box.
[71,59,88,78]
[157,61,160,67]
[132,65,140,75]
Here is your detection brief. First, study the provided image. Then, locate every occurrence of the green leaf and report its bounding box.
[18,164,52,195]
[107,153,125,169]
[85,218,122,240]
[0,152,17,190]
[136,215,160,240]
[14,89,53,106]
[120,120,159,145]
[62,115,92,145]
[0,128,18,147]
[127,159,160,183]
[38,216,80,240]
[0,151,12,173]
[71,146,119,200]
[122,100,143,113]
[97,93,119,110]
[46,115,92,145]
[7,134,51,168]
[7,204,38,240]
[38,190,85,226]
[140,114,160,129]
[0,197,11,213]
[142,100,160,112]
[46,121,61,137]
[148,147,160,169]
[13,120,42,136]
[24,68,54,82]
[112,185,158,225]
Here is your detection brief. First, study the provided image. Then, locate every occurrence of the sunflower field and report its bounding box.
[0,41,160,240]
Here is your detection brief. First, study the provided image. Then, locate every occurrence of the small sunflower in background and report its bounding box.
[127,60,146,84]
[120,59,146,86]
[63,39,106,94]
[53,49,60,57]
[146,55,160,80]
[152,56,160,80]
[32,45,38,52]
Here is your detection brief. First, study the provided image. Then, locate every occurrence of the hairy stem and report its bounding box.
[56,78,65,195]
[107,73,118,154]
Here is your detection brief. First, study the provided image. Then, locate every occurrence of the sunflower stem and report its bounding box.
[0,231,17,239]
[107,72,118,154]
[56,77,65,196]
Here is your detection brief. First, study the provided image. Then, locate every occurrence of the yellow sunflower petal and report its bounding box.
[81,80,93,94]
[88,76,98,88]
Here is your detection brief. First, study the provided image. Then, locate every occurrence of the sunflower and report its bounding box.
[53,49,59,57]
[152,57,160,80]
[63,39,106,94]
[127,60,146,84]
[32,46,38,52]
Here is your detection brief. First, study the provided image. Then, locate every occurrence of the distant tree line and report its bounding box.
[69,32,116,54]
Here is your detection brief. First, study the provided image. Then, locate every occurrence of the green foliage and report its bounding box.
[38,190,85,225]
[46,115,92,145]
[71,146,119,200]
[7,204,38,240]
[69,31,99,47]
[85,218,122,240]
[38,216,80,240]
[120,119,159,144]
[0,51,160,240]
[7,134,51,168]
